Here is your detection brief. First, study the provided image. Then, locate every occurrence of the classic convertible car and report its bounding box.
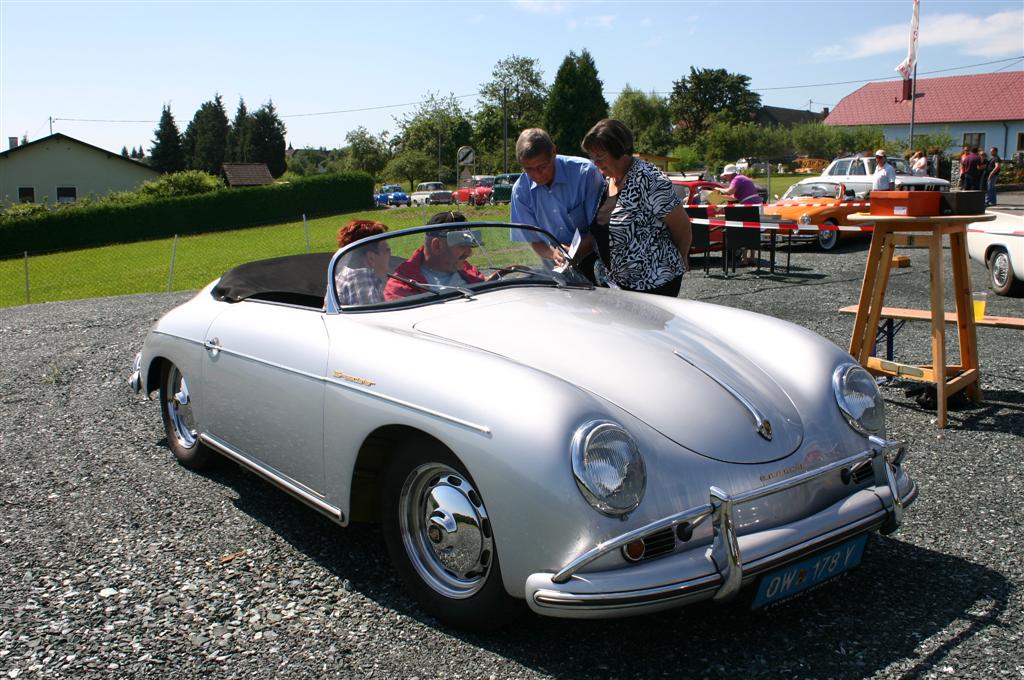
[130,222,916,630]
[762,178,870,251]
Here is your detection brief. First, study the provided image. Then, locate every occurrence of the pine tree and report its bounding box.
[543,50,608,156]
[248,101,288,178]
[182,94,230,174]
[121,146,130,157]
[226,98,253,162]
[148,105,186,173]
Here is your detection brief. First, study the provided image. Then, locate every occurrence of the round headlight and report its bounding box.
[571,421,646,516]
[833,364,885,435]
[799,214,812,225]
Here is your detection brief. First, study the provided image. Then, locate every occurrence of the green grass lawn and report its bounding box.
[0,203,513,308]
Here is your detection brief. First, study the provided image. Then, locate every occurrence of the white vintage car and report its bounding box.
[967,210,1024,296]
[410,182,452,206]
[130,222,916,630]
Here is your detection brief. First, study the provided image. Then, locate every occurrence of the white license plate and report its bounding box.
[751,533,867,609]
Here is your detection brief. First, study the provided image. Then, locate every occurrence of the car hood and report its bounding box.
[412,292,804,464]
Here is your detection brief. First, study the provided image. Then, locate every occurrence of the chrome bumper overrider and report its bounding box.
[528,436,914,616]
[128,352,143,394]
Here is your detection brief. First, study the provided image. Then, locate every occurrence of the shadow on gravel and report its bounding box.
[190,461,1011,679]
[882,386,1024,434]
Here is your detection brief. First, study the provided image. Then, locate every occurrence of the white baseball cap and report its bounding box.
[721,164,738,176]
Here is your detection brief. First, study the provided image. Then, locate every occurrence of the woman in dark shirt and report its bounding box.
[580,119,692,297]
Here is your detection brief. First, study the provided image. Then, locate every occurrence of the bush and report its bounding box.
[138,170,224,198]
[0,172,372,257]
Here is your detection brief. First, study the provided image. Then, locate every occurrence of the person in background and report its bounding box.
[714,165,762,205]
[581,118,691,297]
[910,150,928,176]
[871,150,896,192]
[959,145,970,189]
[977,150,989,193]
[383,211,484,300]
[962,147,980,190]
[986,147,1002,206]
[510,128,605,265]
[334,220,390,305]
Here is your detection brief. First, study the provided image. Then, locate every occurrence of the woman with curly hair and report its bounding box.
[334,219,390,306]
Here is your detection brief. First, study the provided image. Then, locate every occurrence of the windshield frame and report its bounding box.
[325,222,592,314]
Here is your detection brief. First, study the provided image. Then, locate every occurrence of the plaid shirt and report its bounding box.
[335,266,384,306]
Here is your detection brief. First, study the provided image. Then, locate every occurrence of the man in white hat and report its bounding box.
[871,150,896,192]
[714,164,762,204]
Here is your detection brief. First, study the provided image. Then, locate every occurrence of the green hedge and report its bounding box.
[0,172,373,257]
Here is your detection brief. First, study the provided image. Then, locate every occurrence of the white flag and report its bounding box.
[895,0,920,79]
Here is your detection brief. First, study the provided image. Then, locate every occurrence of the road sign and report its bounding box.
[457,146,475,165]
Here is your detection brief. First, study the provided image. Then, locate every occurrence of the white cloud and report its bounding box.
[815,10,1024,60]
[566,14,615,31]
[515,0,568,14]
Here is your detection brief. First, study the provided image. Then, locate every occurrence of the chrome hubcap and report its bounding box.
[819,228,838,249]
[992,252,1009,287]
[399,463,492,599]
[166,367,197,449]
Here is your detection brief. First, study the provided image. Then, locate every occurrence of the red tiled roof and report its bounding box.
[824,72,1024,126]
[222,163,274,187]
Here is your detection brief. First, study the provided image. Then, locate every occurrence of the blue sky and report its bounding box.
[1,0,1022,154]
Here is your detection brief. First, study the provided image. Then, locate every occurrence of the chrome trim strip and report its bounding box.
[553,439,909,588]
[200,433,344,523]
[674,350,772,438]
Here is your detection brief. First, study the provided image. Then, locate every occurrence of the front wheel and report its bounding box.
[989,248,1024,297]
[159,362,217,469]
[381,444,515,630]
[817,221,839,251]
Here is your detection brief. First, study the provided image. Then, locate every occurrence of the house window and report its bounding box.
[962,133,985,149]
[18,187,34,203]
[56,186,77,204]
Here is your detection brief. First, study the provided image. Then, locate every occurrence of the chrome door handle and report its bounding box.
[204,337,221,357]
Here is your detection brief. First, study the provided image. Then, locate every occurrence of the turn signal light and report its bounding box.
[623,539,646,562]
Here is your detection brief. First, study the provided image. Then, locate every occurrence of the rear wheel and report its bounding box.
[989,248,1024,297]
[381,443,515,630]
[817,220,839,250]
[159,362,216,469]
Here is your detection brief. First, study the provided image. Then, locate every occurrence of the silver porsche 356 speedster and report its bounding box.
[130,222,916,630]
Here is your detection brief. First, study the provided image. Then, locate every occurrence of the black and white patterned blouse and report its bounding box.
[604,159,684,290]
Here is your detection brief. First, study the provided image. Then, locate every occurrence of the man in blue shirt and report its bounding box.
[510,128,605,264]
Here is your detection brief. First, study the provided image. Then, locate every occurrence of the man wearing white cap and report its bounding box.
[714,164,762,204]
[871,150,896,191]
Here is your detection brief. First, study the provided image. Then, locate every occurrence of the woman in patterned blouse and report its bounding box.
[334,220,391,306]
[581,119,692,297]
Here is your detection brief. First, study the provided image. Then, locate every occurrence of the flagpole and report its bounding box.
[909,63,918,148]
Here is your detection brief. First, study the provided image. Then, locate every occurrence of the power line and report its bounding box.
[280,92,480,119]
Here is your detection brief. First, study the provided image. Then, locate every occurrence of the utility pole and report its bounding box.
[437,126,442,182]
[49,117,53,135]
[502,86,509,174]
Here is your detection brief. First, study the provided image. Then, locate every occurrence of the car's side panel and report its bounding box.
[201,301,330,494]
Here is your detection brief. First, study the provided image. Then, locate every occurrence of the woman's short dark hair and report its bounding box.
[581,119,635,159]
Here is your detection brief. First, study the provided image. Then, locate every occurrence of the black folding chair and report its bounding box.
[684,207,711,275]
[723,205,762,275]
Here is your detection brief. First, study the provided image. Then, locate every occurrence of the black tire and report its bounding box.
[159,362,217,470]
[817,220,839,251]
[380,442,516,630]
[988,248,1024,297]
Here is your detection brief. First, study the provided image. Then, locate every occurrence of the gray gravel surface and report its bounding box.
[2,239,1022,679]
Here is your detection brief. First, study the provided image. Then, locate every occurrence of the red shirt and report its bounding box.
[383,247,484,300]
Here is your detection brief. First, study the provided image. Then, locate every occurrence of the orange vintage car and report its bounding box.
[763,178,869,250]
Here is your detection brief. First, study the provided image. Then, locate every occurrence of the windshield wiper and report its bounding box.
[387,273,475,300]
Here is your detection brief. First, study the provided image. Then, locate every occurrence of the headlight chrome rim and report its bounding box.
[833,364,885,436]
[571,420,646,517]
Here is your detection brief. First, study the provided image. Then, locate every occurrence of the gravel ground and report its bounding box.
[1,232,1022,679]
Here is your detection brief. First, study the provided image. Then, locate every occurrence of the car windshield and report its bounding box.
[383,186,401,192]
[888,158,910,174]
[494,175,517,186]
[474,177,495,187]
[783,182,841,199]
[331,223,593,311]
[421,183,444,191]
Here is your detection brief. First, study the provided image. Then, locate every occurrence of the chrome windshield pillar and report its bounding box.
[709,486,743,601]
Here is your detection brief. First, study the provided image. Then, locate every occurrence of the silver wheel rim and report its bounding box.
[992,252,1010,288]
[166,366,197,449]
[398,462,492,599]
[819,227,838,250]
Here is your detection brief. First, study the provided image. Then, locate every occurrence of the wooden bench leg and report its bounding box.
[929,236,948,428]
[850,230,888,362]
[950,231,983,403]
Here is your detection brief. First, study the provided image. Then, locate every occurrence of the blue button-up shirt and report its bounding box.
[510,155,605,245]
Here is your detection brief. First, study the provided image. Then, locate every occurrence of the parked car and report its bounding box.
[763,178,870,251]
[667,174,724,205]
[451,176,494,205]
[490,173,521,203]
[374,184,411,207]
[820,155,949,198]
[967,209,1024,296]
[130,222,916,630]
[410,182,452,206]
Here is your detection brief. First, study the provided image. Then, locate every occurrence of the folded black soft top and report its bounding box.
[212,252,333,305]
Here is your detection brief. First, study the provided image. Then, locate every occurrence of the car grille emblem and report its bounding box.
[758,420,773,441]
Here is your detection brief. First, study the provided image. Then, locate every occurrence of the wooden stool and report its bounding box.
[845,213,997,428]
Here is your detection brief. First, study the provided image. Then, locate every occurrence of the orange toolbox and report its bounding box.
[870,191,941,217]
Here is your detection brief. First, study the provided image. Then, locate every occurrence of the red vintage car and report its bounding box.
[669,175,727,254]
[451,176,494,206]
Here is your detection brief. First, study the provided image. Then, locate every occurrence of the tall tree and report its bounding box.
[383,150,435,191]
[395,93,473,183]
[610,85,674,156]
[183,94,230,174]
[345,126,390,177]
[121,146,130,158]
[148,105,186,173]
[544,49,608,157]
[668,67,761,145]
[248,101,288,178]
[474,55,548,172]
[226,98,253,162]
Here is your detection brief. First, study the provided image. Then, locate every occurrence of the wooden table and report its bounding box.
[845,212,997,428]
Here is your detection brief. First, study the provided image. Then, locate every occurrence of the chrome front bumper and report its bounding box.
[526,436,915,618]
[128,352,143,394]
